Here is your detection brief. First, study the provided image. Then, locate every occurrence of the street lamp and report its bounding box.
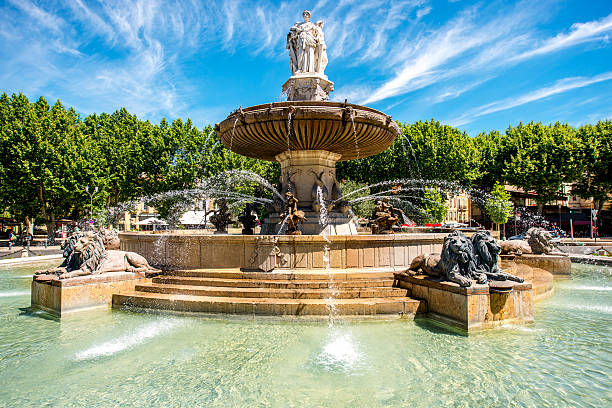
[85,186,99,227]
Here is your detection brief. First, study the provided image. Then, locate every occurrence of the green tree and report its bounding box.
[473,130,506,191]
[422,189,448,224]
[484,182,513,237]
[339,179,375,220]
[337,119,481,186]
[503,122,583,213]
[573,120,612,211]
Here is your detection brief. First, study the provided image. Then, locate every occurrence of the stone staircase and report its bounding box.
[112,269,425,317]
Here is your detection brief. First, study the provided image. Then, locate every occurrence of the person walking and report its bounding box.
[8,230,16,250]
[23,231,33,250]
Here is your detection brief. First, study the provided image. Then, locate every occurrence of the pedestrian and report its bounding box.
[8,230,16,250]
[23,231,33,250]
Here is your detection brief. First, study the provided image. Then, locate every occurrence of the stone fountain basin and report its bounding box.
[216,101,400,161]
[120,232,445,270]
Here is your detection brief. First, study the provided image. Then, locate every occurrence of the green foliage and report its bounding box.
[484,183,513,225]
[501,122,583,210]
[0,92,278,232]
[337,119,480,185]
[422,189,448,224]
[2,91,610,231]
[573,120,612,211]
[339,180,375,219]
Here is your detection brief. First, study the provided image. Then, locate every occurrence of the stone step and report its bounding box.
[169,268,396,281]
[152,276,395,289]
[112,291,425,316]
[135,283,407,299]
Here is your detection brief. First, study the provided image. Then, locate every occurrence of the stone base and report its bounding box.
[394,274,534,332]
[282,74,334,101]
[120,232,447,270]
[31,273,151,316]
[500,253,571,276]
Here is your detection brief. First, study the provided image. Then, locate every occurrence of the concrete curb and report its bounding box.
[0,254,62,267]
[570,254,612,266]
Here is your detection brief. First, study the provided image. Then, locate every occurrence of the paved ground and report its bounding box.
[0,244,62,261]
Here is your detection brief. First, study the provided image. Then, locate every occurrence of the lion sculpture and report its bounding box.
[526,227,557,254]
[98,228,120,250]
[35,231,158,281]
[409,231,487,287]
[499,240,532,255]
[409,231,524,287]
[471,231,524,283]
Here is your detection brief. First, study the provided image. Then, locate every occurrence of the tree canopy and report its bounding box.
[1,91,610,233]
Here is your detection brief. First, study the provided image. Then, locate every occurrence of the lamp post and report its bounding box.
[85,186,98,228]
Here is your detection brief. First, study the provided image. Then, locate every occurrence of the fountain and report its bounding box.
[31,10,552,331]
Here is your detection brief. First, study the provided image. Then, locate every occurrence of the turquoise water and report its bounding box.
[0,263,610,407]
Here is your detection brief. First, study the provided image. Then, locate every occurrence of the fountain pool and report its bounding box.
[4,262,611,407]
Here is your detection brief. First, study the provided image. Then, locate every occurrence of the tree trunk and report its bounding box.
[23,216,34,235]
[597,200,605,212]
[537,203,544,215]
[46,213,56,245]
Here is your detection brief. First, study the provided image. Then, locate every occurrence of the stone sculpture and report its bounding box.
[238,203,259,235]
[311,170,329,212]
[206,199,232,234]
[370,198,405,234]
[34,231,158,281]
[409,231,523,288]
[409,231,486,287]
[279,192,306,235]
[287,10,327,76]
[526,227,557,254]
[471,231,524,283]
[283,10,333,101]
[98,228,120,250]
[499,239,532,255]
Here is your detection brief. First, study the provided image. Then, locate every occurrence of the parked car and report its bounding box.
[441,222,468,229]
[508,233,526,241]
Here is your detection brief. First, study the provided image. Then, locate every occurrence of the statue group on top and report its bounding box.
[287,10,328,76]
[370,198,407,234]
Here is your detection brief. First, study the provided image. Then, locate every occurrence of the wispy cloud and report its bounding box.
[362,5,612,105]
[362,5,530,104]
[449,72,612,126]
[514,12,612,61]
[1,0,611,132]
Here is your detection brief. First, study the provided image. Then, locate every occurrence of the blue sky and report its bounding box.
[1,0,611,136]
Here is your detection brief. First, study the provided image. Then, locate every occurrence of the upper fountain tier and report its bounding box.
[216,10,399,162]
[216,101,400,161]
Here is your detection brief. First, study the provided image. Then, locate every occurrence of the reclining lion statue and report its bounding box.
[408,231,487,287]
[35,231,158,281]
[408,231,523,287]
[526,227,559,255]
[471,231,524,283]
[499,239,532,255]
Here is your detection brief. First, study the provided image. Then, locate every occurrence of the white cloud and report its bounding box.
[449,72,612,126]
[360,6,612,106]
[514,12,612,61]
[416,6,432,18]
[7,0,64,31]
[362,7,522,104]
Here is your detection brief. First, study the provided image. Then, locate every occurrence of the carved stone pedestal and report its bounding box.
[276,150,341,209]
[270,150,358,235]
[282,74,334,101]
[31,273,151,316]
[243,236,280,272]
[394,273,534,332]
